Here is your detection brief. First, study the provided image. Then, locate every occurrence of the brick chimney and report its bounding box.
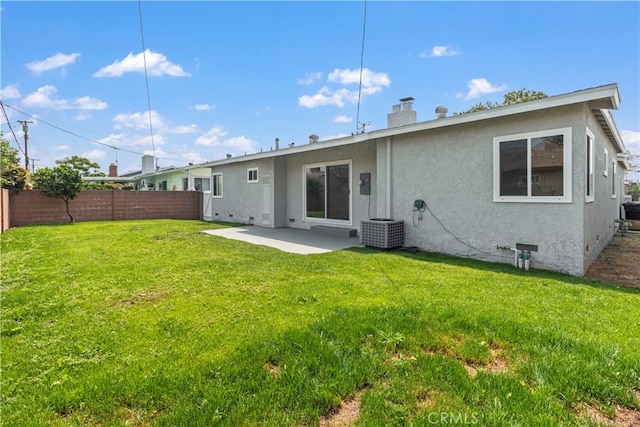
[387,97,417,128]
[109,163,118,177]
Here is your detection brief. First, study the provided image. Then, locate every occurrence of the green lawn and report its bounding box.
[1,220,638,426]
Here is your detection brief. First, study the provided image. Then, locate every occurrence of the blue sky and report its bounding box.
[1,1,639,178]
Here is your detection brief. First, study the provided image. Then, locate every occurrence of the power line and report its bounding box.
[138,0,156,159]
[355,0,367,133]
[0,100,23,154]
[2,102,189,164]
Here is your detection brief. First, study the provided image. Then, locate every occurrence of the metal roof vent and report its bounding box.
[435,106,448,119]
[309,134,319,144]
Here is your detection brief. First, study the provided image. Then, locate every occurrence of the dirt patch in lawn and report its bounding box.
[320,393,362,427]
[585,233,640,288]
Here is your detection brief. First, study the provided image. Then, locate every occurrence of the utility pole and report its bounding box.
[17,120,33,170]
[30,158,39,173]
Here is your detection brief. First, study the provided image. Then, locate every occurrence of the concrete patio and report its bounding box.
[203,226,361,254]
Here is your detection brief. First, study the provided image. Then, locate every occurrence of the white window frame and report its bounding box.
[493,127,572,203]
[586,129,595,203]
[603,148,609,176]
[212,172,223,198]
[247,167,259,183]
[612,159,617,198]
[302,159,352,225]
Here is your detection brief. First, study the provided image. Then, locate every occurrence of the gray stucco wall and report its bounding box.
[283,141,378,230]
[581,106,624,270]
[209,158,275,224]
[383,105,589,275]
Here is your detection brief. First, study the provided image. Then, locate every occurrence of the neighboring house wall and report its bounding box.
[138,168,210,191]
[8,190,202,227]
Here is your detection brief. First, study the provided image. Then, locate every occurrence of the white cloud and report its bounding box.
[299,68,390,109]
[327,68,390,88]
[73,96,108,110]
[22,85,68,109]
[334,115,352,123]
[94,49,190,77]
[195,126,228,146]
[195,126,256,156]
[194,104,212,111]
[457,78,507,101]
[82,149,106,160]
[51,145,71,151]
[423,45,458,58]
[98,132,165,149]
[26,52,80,74]
[0,84,20,99]
[22,85,108,111]
[297,72,323,85]
[113,110,196,134]
[223,136,255,153]
[622,129,640,156]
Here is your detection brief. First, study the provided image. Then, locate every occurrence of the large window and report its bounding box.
[304,161,351,221]
[586,130,595,202]
[493,128,572,203]
[212,173,223,198]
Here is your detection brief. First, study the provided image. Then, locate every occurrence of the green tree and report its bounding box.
[1,133,29,191]
[56,155,105,177]
[32,165,83,223]
[455,88,548,115]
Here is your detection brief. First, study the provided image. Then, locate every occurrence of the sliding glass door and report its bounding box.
[305,162,350,221]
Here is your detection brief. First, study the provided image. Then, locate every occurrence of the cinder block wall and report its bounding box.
[8,190,203,227]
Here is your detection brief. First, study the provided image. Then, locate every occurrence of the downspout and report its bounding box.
[386,136,392,218]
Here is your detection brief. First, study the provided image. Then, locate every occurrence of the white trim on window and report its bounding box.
[586,129,595,203]
[247,167,259,183]
[603,148,609,176]
[212,172,223,198]
[612,159,617,198]
[493,127,572,203]
[302,159,352,225]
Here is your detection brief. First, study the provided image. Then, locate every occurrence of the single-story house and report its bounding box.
[200,83,629,276]
[134,155,211,191]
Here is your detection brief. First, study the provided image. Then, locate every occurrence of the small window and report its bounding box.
[158,181,167,191]
[603,148,609,176]
[247,167,259,183]
[586,130,595,202]
[493,127,572,203]
[182,178,189,191]
[212,173,223,198]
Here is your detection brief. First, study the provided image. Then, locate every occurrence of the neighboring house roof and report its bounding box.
[199,83,625,169]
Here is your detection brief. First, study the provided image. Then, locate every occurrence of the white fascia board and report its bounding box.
[599,108,626,154]
[200,84,621,170]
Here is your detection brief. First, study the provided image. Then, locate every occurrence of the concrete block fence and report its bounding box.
[5,190,203,228]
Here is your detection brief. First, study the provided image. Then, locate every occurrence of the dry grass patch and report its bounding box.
[264,362,281,378]
[575,391,640,426]
[320,393,362,427]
